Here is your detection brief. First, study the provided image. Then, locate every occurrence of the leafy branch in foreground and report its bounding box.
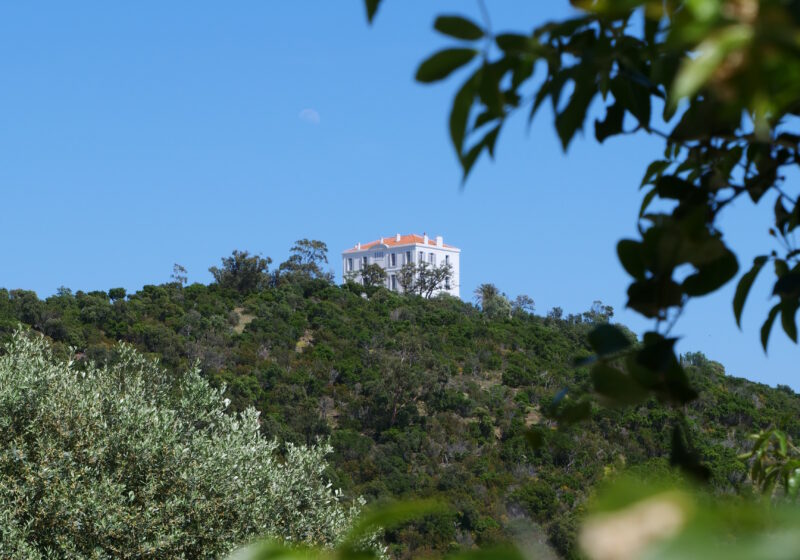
[739,428,800,500]
[364,0,800,474]
[233,475,800,560]
[229,501,534,560]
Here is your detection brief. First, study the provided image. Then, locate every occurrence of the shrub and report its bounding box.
[0,331,362,559]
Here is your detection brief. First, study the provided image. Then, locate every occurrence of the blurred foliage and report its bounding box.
[232,474,800,560]
[739,427,800,499]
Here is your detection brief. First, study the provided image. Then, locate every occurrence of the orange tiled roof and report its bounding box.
[343,234,456,253]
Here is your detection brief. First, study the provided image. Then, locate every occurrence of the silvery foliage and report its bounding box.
[0,330,364,559]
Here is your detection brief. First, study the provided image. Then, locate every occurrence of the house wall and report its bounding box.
[342,239,460,298]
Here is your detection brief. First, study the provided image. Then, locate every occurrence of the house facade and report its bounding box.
[342,233,460,297]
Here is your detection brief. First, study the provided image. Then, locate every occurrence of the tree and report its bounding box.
[547,307,564,321]
[393,262,451,297]
[582,300,614,324]
[347,263,387,290]
[363,0,800,469]
[278,239,333,283]
[363,335,436,429]
[0,331,363,558]
[474,283,511,320]
[108,287,127,302]
[171,263,188,286]
[473,283,499,308]
[209,250,272,294]
[397,263,418,293]
[512,294,535,316]
[415,262,454,298]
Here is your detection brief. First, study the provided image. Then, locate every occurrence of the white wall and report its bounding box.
[342,240,460,298]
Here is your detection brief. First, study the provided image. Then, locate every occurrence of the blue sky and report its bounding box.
[0,2,796,389]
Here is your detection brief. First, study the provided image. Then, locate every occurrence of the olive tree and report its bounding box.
[0,331,363,559]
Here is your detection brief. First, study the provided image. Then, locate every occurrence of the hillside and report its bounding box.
[2,257,799,559]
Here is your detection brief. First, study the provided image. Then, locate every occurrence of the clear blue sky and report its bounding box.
[0,2,796,389]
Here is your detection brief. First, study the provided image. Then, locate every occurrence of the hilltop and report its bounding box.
[2,248,798,559]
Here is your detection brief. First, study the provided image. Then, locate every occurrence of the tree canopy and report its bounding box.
[210,250,272,294]
[0,331,362,559]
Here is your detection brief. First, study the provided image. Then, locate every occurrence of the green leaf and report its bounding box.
[655,175,693,200]
[364,0,382,23]
[594,102,625,143]
[733,256,768,327]
[459,125,501,182]
[344,500,447,544]
[588,324,632,355]
[618,240,645,279]
[773,271,800,299]
[626,278,683,318]
[761,303,781,351]
[591,363,647,406]
[448,546,526,560]
[555,72,596,150]
[496,33,533,53]
[449,71,480,154]
[670,423,711,482]
[478,62,505,116]
[473,110,496,129]
[511,57,535,89]
[780,300,799,343]
[557,399,592,424]
[483,125,501,158]
[671,25,753,102]
[775,196,791,234]
[670,98,739,142]
[525,427,546,449]
[774,430,788,457]
[640,160,671,188]
[416,48,477,83]
[639,187,659,218]
[610,77,651,129]
[434,15,483,40]
[682,248,739,296]
[788,468,800,500]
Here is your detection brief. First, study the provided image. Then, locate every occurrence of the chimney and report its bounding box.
[423,233,429,245]
[380,237,384,244]
[396,233,401,242]
[356,242,361,250]
[436,236,443,247]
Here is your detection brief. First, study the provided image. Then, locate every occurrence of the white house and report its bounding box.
[342,233,460,297]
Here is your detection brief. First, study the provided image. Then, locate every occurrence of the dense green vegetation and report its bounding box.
[2,245,799,558]
[0,331,365,559]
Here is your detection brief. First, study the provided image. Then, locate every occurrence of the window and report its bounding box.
[391,275,397,291]
[445,276,451,290]
[362,256,368,269]
[406,251,411,265]
[373,251,384,259]
[429,253,435,265]
[390,253,397,267]
[418,251,424,264]
[347,258,353,272]
[445,255,449,266]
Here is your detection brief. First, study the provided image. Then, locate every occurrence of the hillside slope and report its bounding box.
[2,277,798,558]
